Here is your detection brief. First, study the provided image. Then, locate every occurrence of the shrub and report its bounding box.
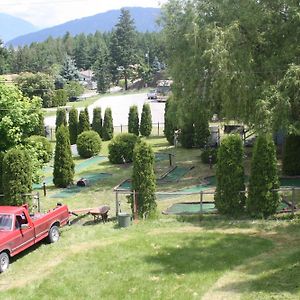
[102,108,114,141]
[92,107,102,138]
[32,113,45,136]
[53,125,74,188]
[2,148,32,206]
[140,103,152,137]
[26,135,53,163]
[247,134,280,217]
[214,135,246,215]
[77,130,102,158]
[108,133,139,164]
[78,110,90,135]
[68,107,78,145]
[132,140,157,218]
[128,105,139,136]
[200,148,217,164]
[55,108,67,131]
[282,134,300,175]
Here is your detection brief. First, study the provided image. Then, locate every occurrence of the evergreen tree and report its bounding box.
[2,148,32,206]
[194,111,210,148]
[164,96,177,145]
[84,107,90,125]
[93,49,111,93]
[78,110,90,135]
[110,9,137,90]
[32,112,45,136]
[180,121,195,149]
[140,103,152,137]
[92,107,102,138]
[55,108,67,131]
[247,134,280,217]
[102,108,114,141]
[132,140,157,218]
[68,107,78,145]
[282,134,300,176]
[128,105,139,136]
[53,125,74,188]
[215,135,245,215]
[60,55,80,81]
[0,152,4,195]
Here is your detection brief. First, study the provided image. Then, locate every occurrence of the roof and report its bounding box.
[0,206,25,214]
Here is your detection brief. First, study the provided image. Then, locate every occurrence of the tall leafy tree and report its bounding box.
[215,135,245,215]
[53,125,74,188]
[92,107,102,138]
[247,134,280,217]
[110,8,137,90]
[102,108,114,141]
[132,140,157,218]
[0,83,42,152]
[0,39,9,74]
[68,107,78,145]
[128,105,139,136]
[140,103,152,137]
[93,47,111,93]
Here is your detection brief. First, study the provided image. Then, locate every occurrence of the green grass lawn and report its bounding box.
[1,136,299,299]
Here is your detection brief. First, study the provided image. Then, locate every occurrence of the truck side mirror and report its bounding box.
[21,224,29,230]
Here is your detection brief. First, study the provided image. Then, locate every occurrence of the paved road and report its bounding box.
[45,92,165,127]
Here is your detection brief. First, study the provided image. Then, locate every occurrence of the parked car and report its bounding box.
[147,89,157,99]
[69,96,79,102]
[0,203,69,273]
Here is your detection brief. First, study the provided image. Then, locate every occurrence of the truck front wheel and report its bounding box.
[48,225,60,243]
[0,252,9,273]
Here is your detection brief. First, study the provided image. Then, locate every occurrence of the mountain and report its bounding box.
[8,7,161,47]
[0,13,38,43]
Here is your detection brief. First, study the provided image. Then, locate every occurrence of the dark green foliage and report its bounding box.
[64,81,84,99]
[164,97,177,145]
[282,134,300,176]
[2,148,32,206]
[53,89,68,107]
[247,134,280,217]
[194,112,210,148]
[32,113,45,136]
[0,152,4,195]
[77,130,102,158]
[93,50,111,93]
[102,108,114,141]
[132,140,157,218]
[78,110,90,135]
[92,107,102,138]
[53,125,74,188]
[26,135,53,163]
[215,135,245,215]
[108,133,139,164]
[180,122,194,149]
[140,103,152,137]
[55,108,67,131]
[201,148,217,165]
[68,107,78,145]
[128,105,139,136]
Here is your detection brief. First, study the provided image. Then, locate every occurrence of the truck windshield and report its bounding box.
[0,214,13,231]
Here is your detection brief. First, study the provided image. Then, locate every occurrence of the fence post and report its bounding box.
[133,190,138,221]
[115,192,119,217]
[121,124,123,133]
[158,122,160,136]
[200,191,203,215]
[37,192,40,213]
[292,187,295,216]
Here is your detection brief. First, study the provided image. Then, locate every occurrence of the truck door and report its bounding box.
[11,213,35,255]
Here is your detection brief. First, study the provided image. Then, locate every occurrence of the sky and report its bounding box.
[0,0,169,28]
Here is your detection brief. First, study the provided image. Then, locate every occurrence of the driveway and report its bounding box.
[45,92,165,127]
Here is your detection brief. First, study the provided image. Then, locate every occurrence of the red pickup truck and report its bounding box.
[0,203,69,273]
